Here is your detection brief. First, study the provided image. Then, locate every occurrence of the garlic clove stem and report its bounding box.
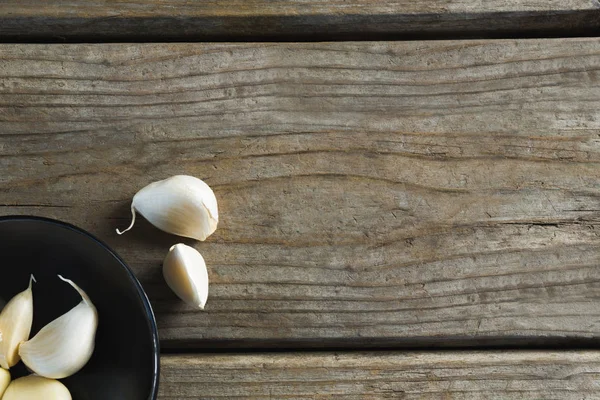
[19,276,98,379]
[117,175,219,241]
[163,243,209,309]
[2,375,71,400]
[0,275,35,369]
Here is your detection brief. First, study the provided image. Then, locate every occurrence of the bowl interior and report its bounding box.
[0,217,159,400]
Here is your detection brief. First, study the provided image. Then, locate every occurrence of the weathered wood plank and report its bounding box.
[0,39,599,347]
[159,351,600,399]
[0,1,598,41]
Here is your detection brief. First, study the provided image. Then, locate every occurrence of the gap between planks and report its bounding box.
[0,1,599,42]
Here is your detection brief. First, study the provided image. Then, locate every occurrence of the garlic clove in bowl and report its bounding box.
[0,275,35,369]
[19,275,98,379]
[163,243,209,309]
[117,175,219,241]
[2,375,71,400]
[0,367,10,398]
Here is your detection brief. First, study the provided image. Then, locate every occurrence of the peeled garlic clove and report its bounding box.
[163,243,209,309]
[117,175,219,241]
[3,375,71,400]
[0,368,10,398]
[19,276,98,379]
[0,276,35,369]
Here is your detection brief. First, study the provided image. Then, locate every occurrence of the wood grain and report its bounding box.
[0,1,599,41]
[159,351,600,399]
[0,39,599,347]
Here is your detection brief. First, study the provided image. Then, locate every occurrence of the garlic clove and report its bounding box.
[0,367,10,398]
[19,275,98,379]
[0,275,35,369]
[117,175,219,241]
[2,375,71,400]
[163,243,209,309]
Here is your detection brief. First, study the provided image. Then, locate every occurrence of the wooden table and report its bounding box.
[1,2,600,398]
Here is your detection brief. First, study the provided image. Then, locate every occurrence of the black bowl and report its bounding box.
[0,216,159,400]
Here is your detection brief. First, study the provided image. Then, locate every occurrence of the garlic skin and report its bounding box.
[0,276,35,369]
[19,276,98,379]
[117,175,219,241]
[0,367,10,398]
[163,243,209,309]
[3,375,71,400]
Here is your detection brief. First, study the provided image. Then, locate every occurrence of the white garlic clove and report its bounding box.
[0,275,35,369]
[163,243,209,309]
[19,276,98,379]
[0,367,10,398]
[2,375,71,400]
[117,175,219,241]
